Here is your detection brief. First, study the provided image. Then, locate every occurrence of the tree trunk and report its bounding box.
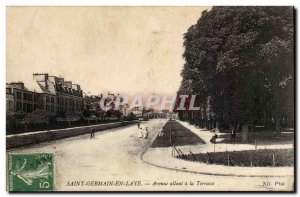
[215,121,220,133]
[275,116,281,136]
[242,123,249,142]
[275,91,282,136]
[274,80,282,136]
[263,112,266,127]
[249,121,254,140]
[207,121,210,130]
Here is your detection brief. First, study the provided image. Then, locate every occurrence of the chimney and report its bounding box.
[10,82,25,89]
[45,73,49,89]
[57,77,65,85]
[65,81,72,88]
[72,84,81,91]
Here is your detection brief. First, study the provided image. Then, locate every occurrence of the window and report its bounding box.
[51,97,54,103]
[16,101,22,111]
[16,92,22,99]
[27,104,33,112]
[46,96,49,102]
[24,93,33,101]
[28,94,32,101]
[6,88,12,94]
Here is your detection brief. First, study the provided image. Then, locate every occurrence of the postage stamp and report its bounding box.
[7,153,54,192]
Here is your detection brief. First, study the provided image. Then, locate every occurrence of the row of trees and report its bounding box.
[176,7,294,141]
[6,95,134,134]
[83,95,133,120]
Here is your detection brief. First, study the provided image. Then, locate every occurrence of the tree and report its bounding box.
[6,112,17,134]
[14,111,27,120]
[26,109,56,125]
[178,6,294,140]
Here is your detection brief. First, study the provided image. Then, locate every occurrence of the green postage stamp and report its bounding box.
[7,153,54,192]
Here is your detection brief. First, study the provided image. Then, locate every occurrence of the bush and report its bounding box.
[178,149,294,167]
[14,111,27,119]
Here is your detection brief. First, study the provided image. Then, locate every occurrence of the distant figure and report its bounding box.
[231,127,236,142]
[90,128,95,139]
[137,123,140,129]
[158,129,164,137]
[169,130,174,145]
[137,127,143,138]
[144,127,149,139]
[210,134,218,143]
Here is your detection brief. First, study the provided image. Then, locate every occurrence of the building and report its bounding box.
[6,73,84,116]
[6,82,42,114]
[143,111,178,119]
[33,73,84,115]
[143,111,167,119]
[120,104,130,117]
[131,106,143,118]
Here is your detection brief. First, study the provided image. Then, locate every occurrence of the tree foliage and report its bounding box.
[178,6,294,138]
[26,109,56,124]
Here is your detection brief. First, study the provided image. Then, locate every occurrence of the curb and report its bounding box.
[141,121,294,178]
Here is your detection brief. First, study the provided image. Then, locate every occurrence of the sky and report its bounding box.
[7,6,210,96]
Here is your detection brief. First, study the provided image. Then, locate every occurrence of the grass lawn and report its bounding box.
[151,120,205,148]
[177,149,294,167]
[217,131,294,145]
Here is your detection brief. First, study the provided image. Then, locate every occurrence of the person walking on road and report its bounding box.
[90,128,95,139]
[231,125,236,142]
[144,127,149,139]
[137,126,143,138]
[210,133,218,143]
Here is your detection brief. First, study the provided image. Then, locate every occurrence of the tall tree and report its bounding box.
[178,6,294,140]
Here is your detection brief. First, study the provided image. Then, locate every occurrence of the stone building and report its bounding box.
[6,82,41,113]
[6,73,84,116]
[33,73,84,115]
[143,111,167,119]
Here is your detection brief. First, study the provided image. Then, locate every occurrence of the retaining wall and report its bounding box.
[6,121,139,149]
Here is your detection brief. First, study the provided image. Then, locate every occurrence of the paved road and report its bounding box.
[8,120,293,191]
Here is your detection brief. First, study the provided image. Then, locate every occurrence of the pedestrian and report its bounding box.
[210,134,218,143]
[137,127,143,138]
[90,128,95,139]
[144,127,149,139]
[158,129,164,137]
[231,125,237,142]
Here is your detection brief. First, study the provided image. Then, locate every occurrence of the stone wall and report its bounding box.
[6,121,138,149]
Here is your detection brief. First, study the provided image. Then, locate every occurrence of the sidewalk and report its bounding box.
[142,120,294,177]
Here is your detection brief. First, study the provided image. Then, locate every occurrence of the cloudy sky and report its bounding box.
[7,7,210,96]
